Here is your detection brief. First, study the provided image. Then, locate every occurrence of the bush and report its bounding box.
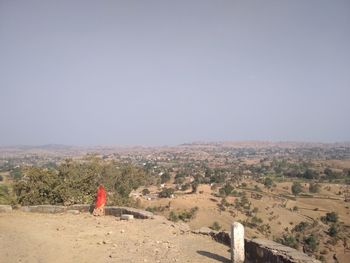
[13,159,148,206]
[328,224,338,237]
[159,188,175,198]
[303,169,319,180]
[145,205,166,213]
[264,178,273,188]
[191,182,198,193]
[142,188,150,195]
[254,185,262,192]
[10,167,22,180]
[303,234,318,252]
[0,185,12,205]
[13,167,63,205]
[277,234,299,249]
[210,221,222,231]
[178,207,198,221]
[169,211,178,222]
[292,221,309,232]
[322,212,338,223]
[219,183,234,196]
[309,183,320,193]
[251,216,263,226]
[169,207,198,222]
[161,172,171,184]
[291,182,303,195]
[180,183,191,191]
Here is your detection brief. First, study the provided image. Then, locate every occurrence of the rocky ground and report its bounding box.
[0,211,230,263]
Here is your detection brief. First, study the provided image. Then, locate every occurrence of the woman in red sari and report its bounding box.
[93,185,107,216]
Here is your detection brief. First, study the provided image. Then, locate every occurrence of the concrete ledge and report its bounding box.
[105,206,154,219]
[245,238,320,263]
[70,204,94,213]
[20,205,67,213]
[192,229,320,263]
[0,205,12,213]
[18,205,154,219]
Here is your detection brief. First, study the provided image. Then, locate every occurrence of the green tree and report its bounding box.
[13,167,62,205]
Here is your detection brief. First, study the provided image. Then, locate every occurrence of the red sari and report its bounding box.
[95,185,107,209]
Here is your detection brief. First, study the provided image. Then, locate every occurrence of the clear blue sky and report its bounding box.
[1,1,349,146]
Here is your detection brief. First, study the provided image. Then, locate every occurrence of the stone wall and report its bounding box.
[19,205,154,219]
[0,205,12,213]
[192,228,320,263]
[244,238,320,263]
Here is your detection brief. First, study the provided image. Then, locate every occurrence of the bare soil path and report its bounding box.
[0,211,230,263]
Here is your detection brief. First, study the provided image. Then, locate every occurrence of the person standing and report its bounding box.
[93,185,107,216]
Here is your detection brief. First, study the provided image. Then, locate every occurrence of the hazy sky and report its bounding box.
[1,1,349,146]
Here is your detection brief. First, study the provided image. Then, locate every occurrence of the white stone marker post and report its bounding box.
[231,222,245,263]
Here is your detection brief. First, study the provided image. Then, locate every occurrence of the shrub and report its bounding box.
[322,212,338,223]
[328,224,338,237]
[276,234,299,249]
[169,207,198,222]
[251,216,263,226]
[161,172,171,184]
[169,211,178,222]
[303,169,319,180]
[10,167,22,180]
[191,182,198,193]
[13,159,148,206]
[291,182,303,195]
[146,205,166,213]
[309,183,320,193]
[264,178,273,188]
[0,185,12,205]
[142,188,150,195]
[181,183,190,191]
[13,167,63,205]
[254,185,262,192]
[159,188,175,198]
[210,221,222,231]
[219,183,234,196]
[292,221,309,232]
[303,234,318,252]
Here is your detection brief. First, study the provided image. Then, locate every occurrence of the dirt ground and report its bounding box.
[0,211,230,263]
